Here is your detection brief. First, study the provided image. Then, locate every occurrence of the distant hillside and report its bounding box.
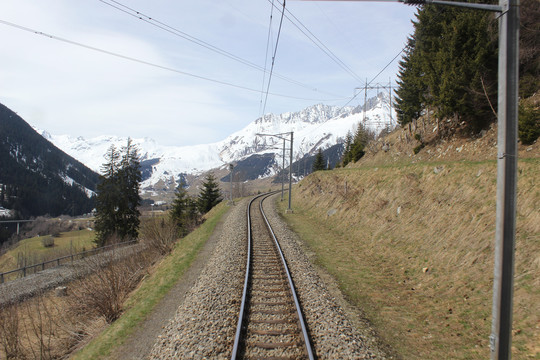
[0,103,99,222]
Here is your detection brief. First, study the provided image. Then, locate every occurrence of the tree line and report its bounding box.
[94,139,223,247]
[394,0,539,144]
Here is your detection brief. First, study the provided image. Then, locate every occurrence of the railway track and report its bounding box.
[231,193,315,360]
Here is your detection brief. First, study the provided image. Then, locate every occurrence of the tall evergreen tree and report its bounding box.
[341,131,353,167]
[170,181,199,236]
[350,123,370,162]
[94,140,142,246]
[197,173,222,214]
[395,36,425,126]
[94,145,121,246]
[312,149,326,172]
[117,138,142,240]
[395,6,498,132]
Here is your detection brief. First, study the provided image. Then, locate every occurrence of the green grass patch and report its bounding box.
[0,229,95,273]
[72,202,229,360]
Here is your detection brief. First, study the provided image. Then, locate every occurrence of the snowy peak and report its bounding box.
[43,93,396,190]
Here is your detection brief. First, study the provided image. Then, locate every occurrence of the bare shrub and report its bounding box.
[0,304,23,359]
[69,249,150,323]
[140,218,178,255]
[22,293,57,360]
[41,236,55,248]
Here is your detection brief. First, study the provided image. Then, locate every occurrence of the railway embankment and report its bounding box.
[277,154,539,359]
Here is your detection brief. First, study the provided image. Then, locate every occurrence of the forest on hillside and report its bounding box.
[395,0,539,143]
[0,103,98,241]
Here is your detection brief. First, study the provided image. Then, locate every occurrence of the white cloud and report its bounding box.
[0,0,416,146]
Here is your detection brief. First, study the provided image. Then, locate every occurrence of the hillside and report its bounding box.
[0,103,99,223]
[278,123,539,359]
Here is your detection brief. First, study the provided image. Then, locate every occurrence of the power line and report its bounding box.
[260,0,276,115]
[267,0,364,83]
[0,19,346,102]
[97,0,343,98]
[261,0,287,116]
[341,46,405,108]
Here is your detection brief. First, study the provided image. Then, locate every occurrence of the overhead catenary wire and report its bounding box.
[267,0,364,83]
[260,0,276,116]
[340,46,405,108]
[97,0,343,98]
[0,19,346,102]
[261,0,287,116]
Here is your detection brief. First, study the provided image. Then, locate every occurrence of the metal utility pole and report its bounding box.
[288,132,293,212]
[491,0,519,357]
[229,163,234,205]
[282,138,286,201]
[301,0,518,358]
[255,132,294,211]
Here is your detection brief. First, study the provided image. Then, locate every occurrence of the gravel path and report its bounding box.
[149,198,248,359]
[149,194,390,359]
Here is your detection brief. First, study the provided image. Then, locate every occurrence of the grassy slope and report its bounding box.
[0,230,95,274]
[71,202,228,360]
[277,158,539,359]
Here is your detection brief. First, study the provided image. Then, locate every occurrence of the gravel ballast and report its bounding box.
[150,195,389,359]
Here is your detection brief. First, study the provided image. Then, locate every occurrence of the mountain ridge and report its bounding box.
[42,93,395,191]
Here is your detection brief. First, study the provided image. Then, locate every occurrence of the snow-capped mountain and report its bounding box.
[42,92,396,190]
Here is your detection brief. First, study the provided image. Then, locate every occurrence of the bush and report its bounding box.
[70,249,150,323]
[0,304,23,359]
[518,103,540,145]
[41,236,54,248]
[140,218,178,255]
[413,144,425,154]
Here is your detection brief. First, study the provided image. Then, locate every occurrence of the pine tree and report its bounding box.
[312,149,326,172]
[170,181,199,236]
[395,6,498,132]
[94,145,121,246]
[197,173,222,214]
[117,138,142,240]
[341,131,353,167]
[350,123,370,162]
[395,36,425,126]
[94,140,142,246]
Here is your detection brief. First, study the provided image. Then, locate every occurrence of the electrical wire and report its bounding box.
[341,46,405,108]
[0,19,346,102]
[259,0,275,115]
[267,0,364,83]
[261,0,287,116]
[97,0,343,98]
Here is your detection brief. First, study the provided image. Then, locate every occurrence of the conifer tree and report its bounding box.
[350,123,370,162]
[395,6,498,132]
[341,131,353,167]
[94,139,142,246]
[197,173,222,214]
[170,181,199,236]
[117,138,142,240]
[312,149,326,172]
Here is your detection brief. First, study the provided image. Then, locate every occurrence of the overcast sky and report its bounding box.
[0,0,417,146]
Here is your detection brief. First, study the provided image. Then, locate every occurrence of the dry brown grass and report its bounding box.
[281,157,539,359]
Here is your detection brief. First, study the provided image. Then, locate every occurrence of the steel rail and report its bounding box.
[230,193,264,359]
[259,194,315,360]
[231,191,314,359]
